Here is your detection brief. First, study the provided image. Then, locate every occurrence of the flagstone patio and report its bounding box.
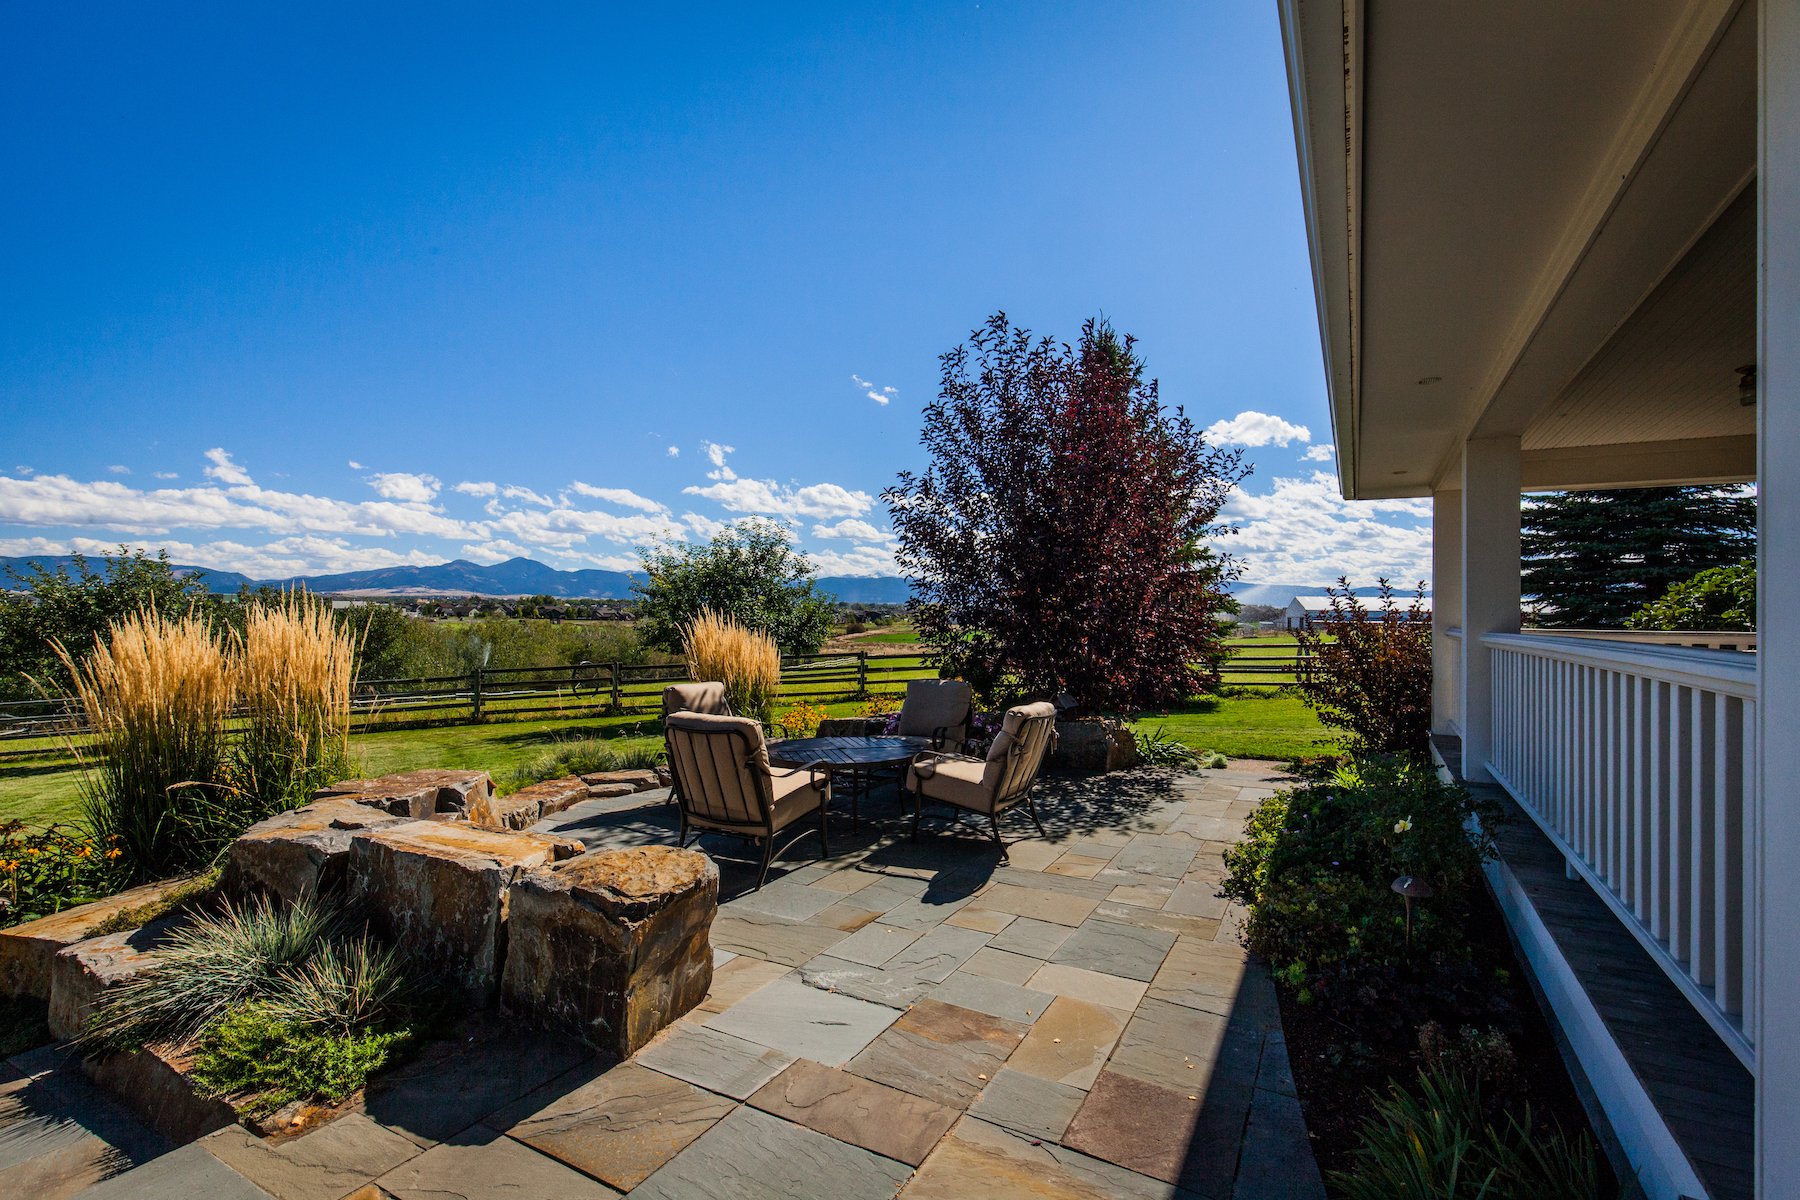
[5,762,1325,1199]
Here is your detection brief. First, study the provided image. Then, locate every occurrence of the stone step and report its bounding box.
[0,1044,172,1200]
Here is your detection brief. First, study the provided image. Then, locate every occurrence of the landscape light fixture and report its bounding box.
[1391,874,1436,947]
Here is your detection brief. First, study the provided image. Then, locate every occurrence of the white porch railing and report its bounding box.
[1482,632,1758,1069]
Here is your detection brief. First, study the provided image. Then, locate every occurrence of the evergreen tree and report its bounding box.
[1520,487,1755,626]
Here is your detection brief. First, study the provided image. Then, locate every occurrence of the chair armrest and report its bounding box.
[770,760,832,791]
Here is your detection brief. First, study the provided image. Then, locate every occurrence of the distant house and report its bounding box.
[1281,595,1432,629]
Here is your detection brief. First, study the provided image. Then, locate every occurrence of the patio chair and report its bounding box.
[661,682,734,808]
[896,678,974,751]
[906,701,1058,846]
[664,710,831,890]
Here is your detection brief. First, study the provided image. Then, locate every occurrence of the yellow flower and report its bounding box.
[105,848,123,860]
[1393,817,1413,834]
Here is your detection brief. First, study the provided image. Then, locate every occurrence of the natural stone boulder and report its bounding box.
[0,875,201,1002]
[87,1041,235,1144]
[314,769,495,819]
[221,797,410,905]
[468,777,589,831]
[347,821,573,1003]
[502,846,717,1057]
[48,921,172,1041]
[1052,717,1142,774]
[580,768,660,792]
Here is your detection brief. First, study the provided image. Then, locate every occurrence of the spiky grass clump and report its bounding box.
[232,592,354,814]
[58,610,234,882]
[258,934,412,1035]
[500,737,665,793]
[85,895,339,1051]
[682,609,780,723]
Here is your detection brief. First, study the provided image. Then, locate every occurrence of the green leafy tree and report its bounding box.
[1627,559,1756,631]
[1521,487,1755,626]
[634,520,837,655]
[0,549,221,698]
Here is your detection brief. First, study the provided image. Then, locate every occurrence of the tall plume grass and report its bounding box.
[232,591,353,813]
[57,610,234,883]
[682,609,780,722]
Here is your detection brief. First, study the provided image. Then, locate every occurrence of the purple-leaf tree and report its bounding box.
[884,313,1248,713]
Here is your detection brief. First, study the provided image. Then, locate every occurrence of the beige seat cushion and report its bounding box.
[769,769,826,828]
[664,681,733,718]
[907,753,993,813]
[897,679,972,747]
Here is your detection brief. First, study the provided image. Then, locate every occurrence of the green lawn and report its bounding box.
[1,689,1331,828]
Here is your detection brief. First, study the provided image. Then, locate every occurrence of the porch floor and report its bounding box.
[1434,734,1753,1200]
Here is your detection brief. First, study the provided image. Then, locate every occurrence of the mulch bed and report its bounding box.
[1277,875,1605,1179]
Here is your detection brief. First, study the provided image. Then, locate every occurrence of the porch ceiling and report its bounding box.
[1281,0,1757,500]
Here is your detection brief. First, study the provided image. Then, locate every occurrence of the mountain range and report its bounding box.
[0,554,1350,607]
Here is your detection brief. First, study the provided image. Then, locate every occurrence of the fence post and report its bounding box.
[471,669,484,721]
[857,652,868,699]
[610,662,622,712]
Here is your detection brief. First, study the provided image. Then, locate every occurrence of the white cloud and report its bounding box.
[568,482,667,512]
[1302,444,1336,462]
[347,460,364,470]
[851,374,897,406]
[485,505,683,551]
[1204,411,1312,448]
[106,465,130,475]
[365,472,441,504]
[456,539,538,565]
[1217,470,1433,587]
[811,518,889,541]
[13,466,33,476]
[702,442,737,481]
[680,511,729,540]
[153,471,179,480]
[0,534,441,578]
[499,484,554,507]
[203,447,253,486]
[803,543,900,577]
[666,446,680,458]
[454,480,498,497]
[683,477,873,520]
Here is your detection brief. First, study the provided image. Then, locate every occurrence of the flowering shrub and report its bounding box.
[776,702,828,739]
[857,692,901,719]
[1219,756,1497,980]
[0,821,125,926]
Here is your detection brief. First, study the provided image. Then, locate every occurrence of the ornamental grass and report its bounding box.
[232,592,354,814]
[57,610,234,883]
[682,609,780,722]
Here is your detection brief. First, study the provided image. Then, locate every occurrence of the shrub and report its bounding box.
[0,821,124,925]
[1135,726,1200,769]
[499,737,665,792]
[191,1003,412,1117]
[232,592,354,816]
[857,692,901,719]
[1295,579,1432,756]
[636,519,837,656]
[1331,1066,1612,1200]
[1627,558,1755,631]
[58,609,235,883]
[1219,756,1497,977]
[776,701,827,738]
[682,609,780,722]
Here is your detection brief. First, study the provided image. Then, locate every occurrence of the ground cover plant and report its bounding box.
[86,896,433,1117]
[497,735,666,793]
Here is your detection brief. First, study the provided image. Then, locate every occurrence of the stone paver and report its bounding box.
[1048,917,1177,982]
[1006,996,1128,1089]
[748,1058,958,1166]
[847,999,1027,1108]
[375,1125,619,1200]
[631,1106,912,1200]
[500,1062,735,1191]
[967,1069,1086,1142]
[57,762,1321,1200]
[633,1024,795,1100]
[704,974,899,1066]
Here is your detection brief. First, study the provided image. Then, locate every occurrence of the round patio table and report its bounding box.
[767,735,933,829]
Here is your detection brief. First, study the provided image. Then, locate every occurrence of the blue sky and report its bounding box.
[0,2,1430,586]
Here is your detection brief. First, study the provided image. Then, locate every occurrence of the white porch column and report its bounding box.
[1458,436,1521,783]
[1757,2,1800,1193]
[1432,487,1463,735]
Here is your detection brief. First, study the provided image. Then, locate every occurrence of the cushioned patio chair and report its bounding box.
[661,682,735,807]
[895,678,974,751]
[905,701,1057,846]
[664,710,831,889]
